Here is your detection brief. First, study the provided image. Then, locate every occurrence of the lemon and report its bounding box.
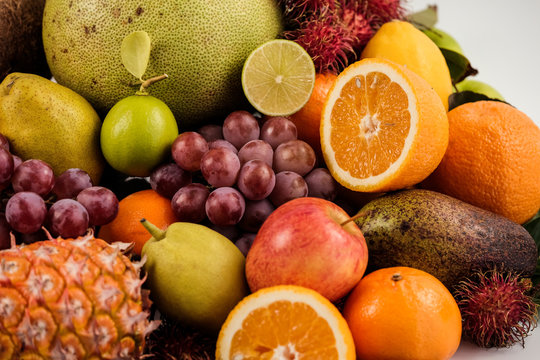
[241,39,316,116]
[100,95,178,177]
[361,21,453,110]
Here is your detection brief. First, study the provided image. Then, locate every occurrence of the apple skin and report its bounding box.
[245,197,369,302]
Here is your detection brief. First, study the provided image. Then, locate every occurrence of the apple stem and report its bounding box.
[140,218,166,240]
[340,211,367,227]
[137,73,168,94]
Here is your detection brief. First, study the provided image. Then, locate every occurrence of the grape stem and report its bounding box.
[137,74,168,95]
[340,211,368,227]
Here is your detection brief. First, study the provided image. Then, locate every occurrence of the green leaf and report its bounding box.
[440,48,478,84]
[408,5,438,29]
[121,31,151,80]
[448,91,509,111]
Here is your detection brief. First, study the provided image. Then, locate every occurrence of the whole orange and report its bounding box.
[289,72,337,161]
[343,266,462,360]
[421,100,540,224]
[98,189,177,255]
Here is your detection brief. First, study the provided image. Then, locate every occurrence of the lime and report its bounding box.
[100,95,179,177]
[241,39,316,116]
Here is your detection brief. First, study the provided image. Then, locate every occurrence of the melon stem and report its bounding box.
[137,74,168,95]
[140,218,166,240]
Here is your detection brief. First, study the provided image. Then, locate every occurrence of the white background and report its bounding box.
[407,1,540,358]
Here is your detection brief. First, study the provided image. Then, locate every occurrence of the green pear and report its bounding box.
[141,219,249,333]
[0,73,104,183]
[455,79,505,101]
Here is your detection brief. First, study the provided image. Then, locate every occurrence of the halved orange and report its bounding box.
[320,57,449,193]
[215,285,355,360]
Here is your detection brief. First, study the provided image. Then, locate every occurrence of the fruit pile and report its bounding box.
[0,1,540,359]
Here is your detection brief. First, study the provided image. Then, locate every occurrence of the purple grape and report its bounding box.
[260,116,297,149]
[0,213,12,250]
[76,186,119,226]
[239,199,275,233]
[234,233,257,256]
[198,124,223,142]
[0,134,10,151]
[52,168,93,199]
[11,155,22,171]
[48,199,89,238]
[208,223,241,241]
[12,159,55,196]
[269,171,308,207]
[171,131,209,171]
[171,183,209,223]
[0,147,14,189]
[150,162,192,198]
[209,139,238,154]
[205,187,245,226]
[273,140,316,176]
[222,110,260,149]
[305,168,338,201]
[5,192,47,234]
[200,148,241,187]
[238,139,273,167]
[19,228,48,245]
[237,160,276,200]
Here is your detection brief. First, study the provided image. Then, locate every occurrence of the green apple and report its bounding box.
[141,219,249,333]
[423,28,463,55]
[455,79,505,101]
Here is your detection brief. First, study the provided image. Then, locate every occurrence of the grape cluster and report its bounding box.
[0,134,119,249]
[150,110,338,254]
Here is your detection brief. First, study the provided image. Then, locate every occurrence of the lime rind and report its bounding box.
[242,39,316,116]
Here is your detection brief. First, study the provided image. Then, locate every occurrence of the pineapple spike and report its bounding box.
[9,232,17,249]
[110,241,135,254]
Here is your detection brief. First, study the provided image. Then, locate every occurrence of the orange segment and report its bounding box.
[321,57,448,193]
[216,285,355,360]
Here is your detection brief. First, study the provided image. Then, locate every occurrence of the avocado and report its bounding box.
[355,189,538,290]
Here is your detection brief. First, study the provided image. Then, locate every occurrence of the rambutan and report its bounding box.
[454,269,539,348]
[283,11,356,73]
[365,0,407,28]
[339,1,375,49]
[279,0,338,21]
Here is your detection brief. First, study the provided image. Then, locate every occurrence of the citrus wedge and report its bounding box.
[320,57,449,193]
[241,39,316,116]
[216,285,356,360]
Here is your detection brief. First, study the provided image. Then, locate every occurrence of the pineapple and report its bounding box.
[0,232,159,359]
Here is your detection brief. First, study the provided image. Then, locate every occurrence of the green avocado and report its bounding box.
[355,189,538,290]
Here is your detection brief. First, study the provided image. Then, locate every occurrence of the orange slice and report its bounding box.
[320,57,449,193]
[215,285,356,360]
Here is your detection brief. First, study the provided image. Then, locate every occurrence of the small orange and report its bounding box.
[289,72,337,160]
[320,57,448,192]
[343,267,462,360]
[216,285,356,360]
[97,189,177,255]
[421,100,540,224]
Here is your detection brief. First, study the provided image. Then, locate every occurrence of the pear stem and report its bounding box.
[138,73,168,94]
[340,211,367,227]
[140,218,166,240]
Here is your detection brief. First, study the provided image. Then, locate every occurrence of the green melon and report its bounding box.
[42,0,283,129]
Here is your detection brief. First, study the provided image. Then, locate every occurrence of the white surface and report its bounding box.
[406,1,540,358]
[406,0,540,128]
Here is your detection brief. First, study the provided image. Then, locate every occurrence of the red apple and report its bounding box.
[245,197,368,302]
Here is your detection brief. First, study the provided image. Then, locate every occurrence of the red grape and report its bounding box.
[237,160,276,200]
[222,110,260,149]
[48,199,90,238]
[150,162,192,198]
[273,140,316,176]
[209,139,238,154]
[200,148,241,187]
[171,131,209,171]
[198,124,223,142]
[0,133,10,151]
[260,116,297,149]
[0,213,12,250]
[12,159,55,196]
[205,187,245,226]
[234,233,256,256]
[269,171,308,207]
[5,192,47,234]
[171,183,209,223]
[239,199,274,233]
[238,139,273,167]
[76,186,119,226]
[305,168,338,201]
[52,168,93,199]
[0,147,14,189]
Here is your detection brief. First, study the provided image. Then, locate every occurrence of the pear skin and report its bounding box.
[0,73,104,183]
[141,220,249,333]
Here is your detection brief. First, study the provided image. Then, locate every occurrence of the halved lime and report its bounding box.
[241,39,316,116]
